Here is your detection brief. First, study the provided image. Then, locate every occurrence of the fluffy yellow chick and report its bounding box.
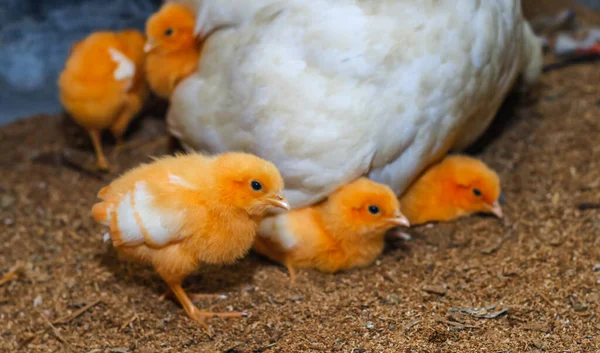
[91,152,290,327]
[58,30,148,170]
[399,154,503,225]
[144,3,200,100]
[253,178,409,282]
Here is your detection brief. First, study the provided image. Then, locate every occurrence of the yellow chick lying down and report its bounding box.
[399,154,503,226]
[253,178,409,281]
[91,152,290,328]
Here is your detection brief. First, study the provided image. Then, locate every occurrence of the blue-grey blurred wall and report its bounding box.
[0,0,161,125]
[578,0,600,9]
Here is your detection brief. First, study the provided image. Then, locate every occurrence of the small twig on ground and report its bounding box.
[52,299,102,325]
[41,313,73,351]
[449,305,509,319]
[539,293,556,307]
[108,348,130,353]
[573,311,593,317]
[17,331,44,349]
[403,318,421,332]
[476,308,509,319]
[381,271,399,284]
[0,262,24,286]
[0,271,18,286]
[422,284,447,296]
[119,314,139,331]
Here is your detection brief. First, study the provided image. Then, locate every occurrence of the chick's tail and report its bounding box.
[92,185,112,224]
[91,201,110,225]
[91,199,124,247]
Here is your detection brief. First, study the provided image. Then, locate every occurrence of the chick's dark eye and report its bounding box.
[164,28,173,36]
[368,205,380,215]
[251,180,262,191]
[473,188,482,197]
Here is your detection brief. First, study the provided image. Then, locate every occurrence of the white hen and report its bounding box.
[167,0,542,209]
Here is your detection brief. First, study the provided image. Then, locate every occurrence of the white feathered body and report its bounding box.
[167,0,542,209]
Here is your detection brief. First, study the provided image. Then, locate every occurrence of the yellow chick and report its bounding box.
[58,30,148,170]
[91,152,290,327]
[144,3,200,100]
[399,154,503,226]
[253,178,409,282]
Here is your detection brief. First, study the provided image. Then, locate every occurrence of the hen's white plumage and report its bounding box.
[167,0,542,209]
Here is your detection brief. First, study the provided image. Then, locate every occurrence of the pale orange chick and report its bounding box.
[399,154,503,226]
[91,152,290,327]
[58,29,149,170]
[144,3,200,100]
[253,178,410,282]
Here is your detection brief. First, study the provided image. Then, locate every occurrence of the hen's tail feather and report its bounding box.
[521,21,543,86]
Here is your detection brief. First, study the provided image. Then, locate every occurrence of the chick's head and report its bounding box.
[443,155,503,218]
[324,178,409,238]
[213,153,290,217]
[145,3,196,54]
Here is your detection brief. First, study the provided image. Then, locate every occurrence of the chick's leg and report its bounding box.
[87,128,110,170]
[110,94,144,157]
[168,283,247,324]
[286,263,297,283]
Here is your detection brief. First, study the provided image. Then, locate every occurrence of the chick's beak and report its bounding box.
[265,192,291,211]
[387,212,410,227]
[487,200,503,218]
[144,40,156,53]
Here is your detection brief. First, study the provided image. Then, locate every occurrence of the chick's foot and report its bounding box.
[167,283,247,328]
[158,288,228,302]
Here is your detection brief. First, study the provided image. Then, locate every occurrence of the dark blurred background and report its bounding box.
[0,0,598,126]
[0,0,161,125]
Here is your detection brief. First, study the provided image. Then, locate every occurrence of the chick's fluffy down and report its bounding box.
[167,0,542,209]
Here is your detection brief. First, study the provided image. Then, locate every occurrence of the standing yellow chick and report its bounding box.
[58,30,148,170]
[399,154,503,225]
[91,152,290,327]
[144,3,200,100]
[253,178,409,282]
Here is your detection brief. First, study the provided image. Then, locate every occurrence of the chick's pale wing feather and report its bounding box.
[108,47,135,90]
[94,180,189,248]
[257,214,298,250]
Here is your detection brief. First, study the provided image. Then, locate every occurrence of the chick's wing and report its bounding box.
[93,175,204,248]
